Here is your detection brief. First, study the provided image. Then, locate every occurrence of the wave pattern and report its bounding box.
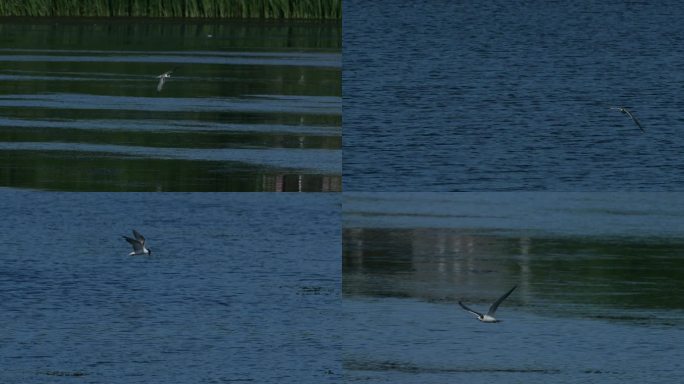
[0,21,341,191]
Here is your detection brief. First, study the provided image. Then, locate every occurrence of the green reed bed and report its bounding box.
[0,0,341,19]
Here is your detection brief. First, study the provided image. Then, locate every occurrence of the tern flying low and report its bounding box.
[156,68,176,92]
[122,230,151,256]
[458,285,517,323]
[611,106,644,132]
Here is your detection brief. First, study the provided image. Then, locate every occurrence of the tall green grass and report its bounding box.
[0,0,341,19]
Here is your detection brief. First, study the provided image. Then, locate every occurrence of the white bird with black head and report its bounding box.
[458,285,517,323]
[122,230,151,256]
[156,67,177,92]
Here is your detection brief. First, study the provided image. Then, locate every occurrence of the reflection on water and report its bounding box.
[344,228,684,323]
[0,149,339,191]
[0,20,341,191]
[343,193,684,383]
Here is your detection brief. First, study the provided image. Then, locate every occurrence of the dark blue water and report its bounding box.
[0,191,340,383]
[343,192,684,383]
[343,1,684,191]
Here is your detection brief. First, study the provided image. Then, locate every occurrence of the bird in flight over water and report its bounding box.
[156,68,176,92]
[611,106,644,132]
[459,285,517,323]
[122,229,152,256]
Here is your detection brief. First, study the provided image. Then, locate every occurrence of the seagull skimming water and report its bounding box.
[122,230,151,256]
[458,285,517,323]
[611,106,644,132]
[156,68,176,92]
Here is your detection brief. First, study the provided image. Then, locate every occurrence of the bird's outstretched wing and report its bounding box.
[132,230,145,245]
[487,285,517,316]
[622,108,645,132]
[122,235,143,251]
[459,301,483,318]
[156,76,166,92]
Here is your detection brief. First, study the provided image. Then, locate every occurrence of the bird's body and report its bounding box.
[156,68,176,92]
[479,314,498,323]
[123,229,151,256]
[458,285,517,323]
[611,106,644,132]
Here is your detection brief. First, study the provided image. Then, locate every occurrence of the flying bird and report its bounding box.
[156,68,176,92]
[122,230,151,256]
[458,285,517,323]
[611,106,644,132]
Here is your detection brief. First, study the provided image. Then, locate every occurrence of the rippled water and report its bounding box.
[343,0,684,191]
[343,193,684,383]
[0,20,340,191]
[0,191,340,383]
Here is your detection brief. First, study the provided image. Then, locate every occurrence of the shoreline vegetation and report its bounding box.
[0,0,341,19]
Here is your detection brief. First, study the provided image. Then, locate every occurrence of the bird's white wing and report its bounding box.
[157,77,165,92]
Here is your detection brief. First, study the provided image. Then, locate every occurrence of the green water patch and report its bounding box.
[343,228,684,312]
[0,0,341,19]
[0,126,340,149]
[0,19,340,190]
[0,150,340,191]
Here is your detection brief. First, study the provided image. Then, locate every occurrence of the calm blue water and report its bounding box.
[343,192,684,238]
[0,191,340,383]
[343,192,684,383]
[343,0,684,191]
[343,299,684,384]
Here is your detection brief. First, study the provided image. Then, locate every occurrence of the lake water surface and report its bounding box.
[343,1,684,191]
[343,193,684,383]
[0,19,340,191]
[0,191,341,383]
